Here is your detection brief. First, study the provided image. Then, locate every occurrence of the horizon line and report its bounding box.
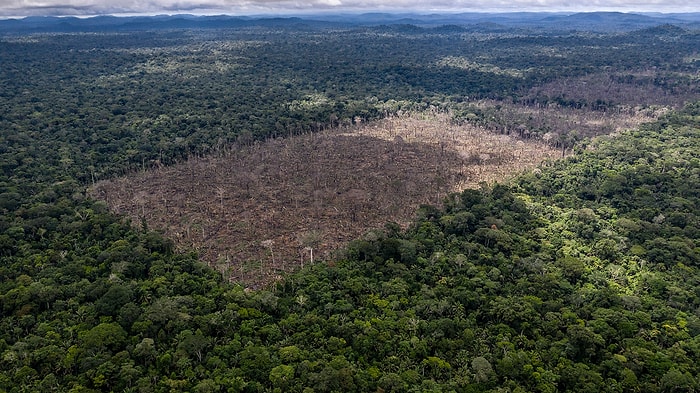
[2,9,700,20]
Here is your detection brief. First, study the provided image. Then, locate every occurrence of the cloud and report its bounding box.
[1,0,697,17]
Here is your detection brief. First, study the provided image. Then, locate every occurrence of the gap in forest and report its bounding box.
[89,105,659,287]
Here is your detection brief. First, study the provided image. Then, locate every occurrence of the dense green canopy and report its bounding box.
[1,22,700,392]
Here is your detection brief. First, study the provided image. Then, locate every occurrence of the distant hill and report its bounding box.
[0,14,341,33]
[1,11,699,34]
[537,11,691,31]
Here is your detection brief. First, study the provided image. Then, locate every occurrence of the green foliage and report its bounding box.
[1,21,700,393]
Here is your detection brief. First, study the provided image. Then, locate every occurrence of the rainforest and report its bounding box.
[1,13,700,392]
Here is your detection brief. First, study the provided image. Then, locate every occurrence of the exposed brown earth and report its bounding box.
[89,110,635,286]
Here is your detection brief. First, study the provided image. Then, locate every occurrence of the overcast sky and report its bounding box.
[1,0,698,18]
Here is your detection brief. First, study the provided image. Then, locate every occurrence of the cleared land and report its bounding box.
[90,109,649,286]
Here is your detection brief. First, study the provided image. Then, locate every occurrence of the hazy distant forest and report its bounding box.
[1,15,700,392]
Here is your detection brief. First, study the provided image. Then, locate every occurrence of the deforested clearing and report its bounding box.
[90,111,563,286]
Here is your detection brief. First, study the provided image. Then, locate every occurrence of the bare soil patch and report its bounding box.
[90,112,564,286]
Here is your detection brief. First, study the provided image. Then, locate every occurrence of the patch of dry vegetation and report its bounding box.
[457,98,666,141]
[90,111,561,286]
[525,73,699,109]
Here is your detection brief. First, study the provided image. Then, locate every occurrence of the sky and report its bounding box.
[0,0,698,18]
